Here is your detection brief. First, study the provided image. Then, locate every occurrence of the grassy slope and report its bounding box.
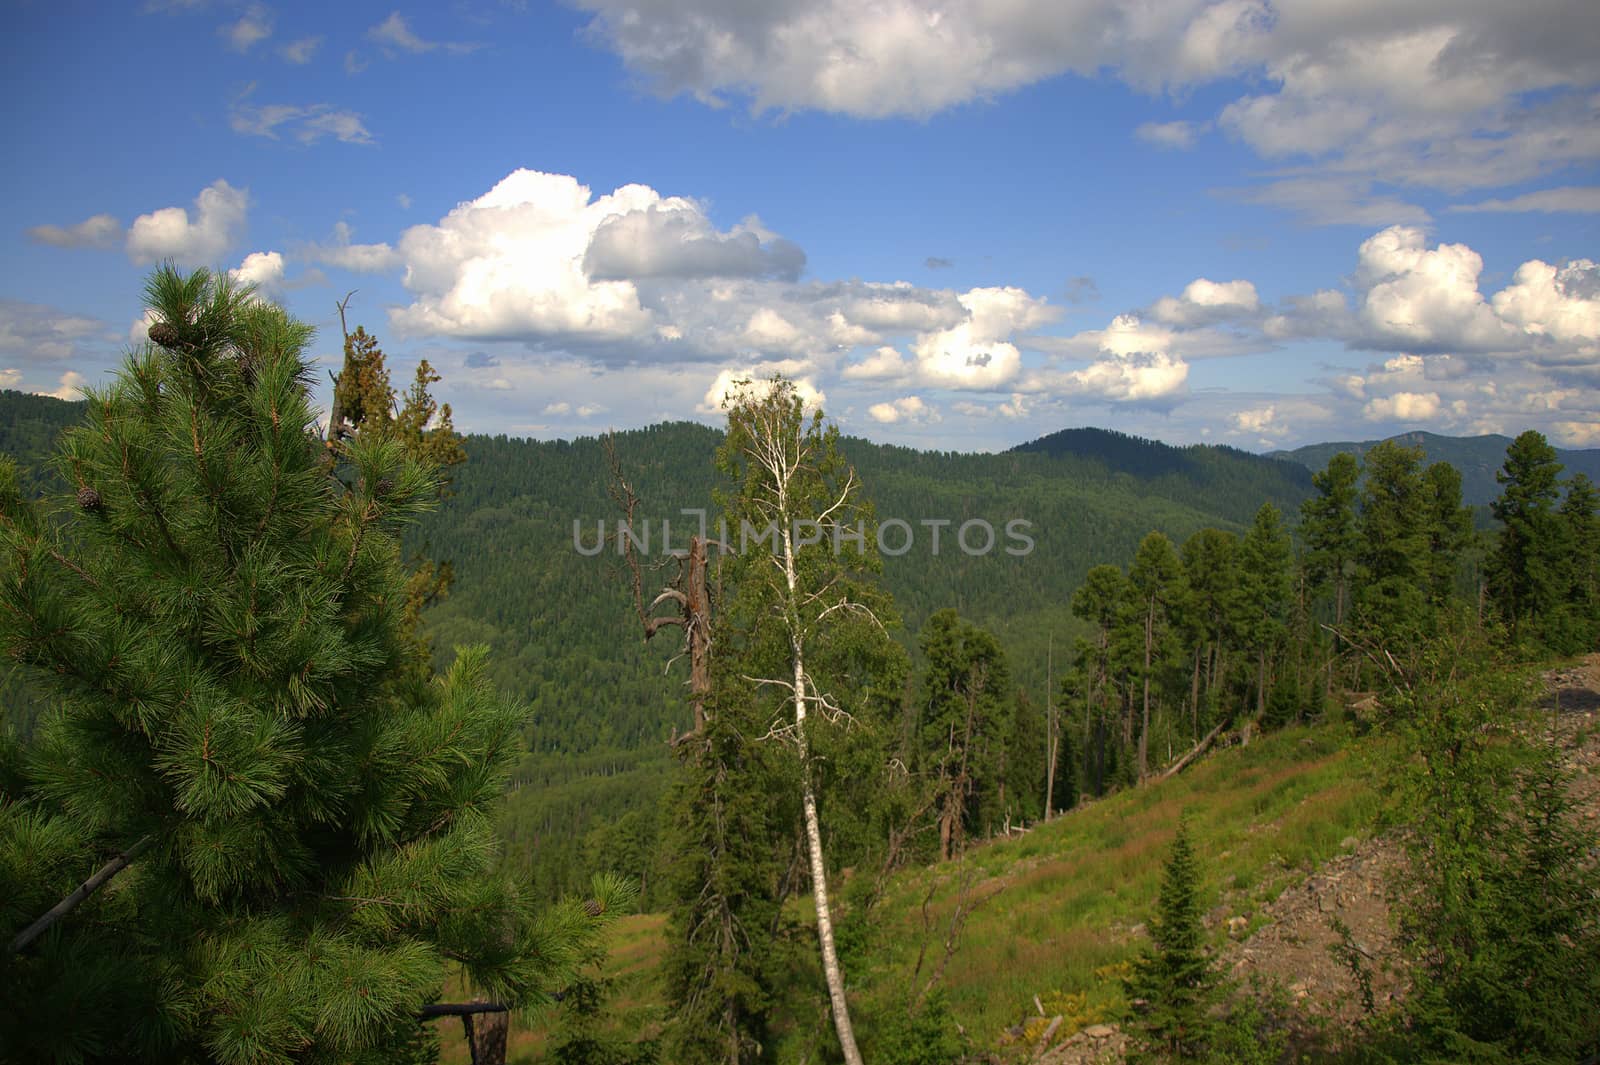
[472,721,1382,1061]
[864,723,1379,1046]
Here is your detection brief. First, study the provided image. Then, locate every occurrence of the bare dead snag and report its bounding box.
[605,435,714,735]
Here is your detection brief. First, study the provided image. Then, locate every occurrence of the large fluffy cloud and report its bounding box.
[867,395,937,424]
[574,0,1600,222]
[699,367,826,415]
[1352,225,1510,351]
[1490,258,1600,355]
[387,169,1061,392]
[390,170,660,343]
[911,286,1056,389]
[1258,225,1600,366]
[1021,314,1192,405]
[126,179,248,265]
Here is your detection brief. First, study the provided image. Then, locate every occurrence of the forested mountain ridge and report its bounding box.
[1274,429,1600,505]
[408,419,1317,754]
[1,394,1320,901]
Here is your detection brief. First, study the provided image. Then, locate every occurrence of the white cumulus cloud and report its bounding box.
[585,206,804,282]
[1352,225,1511,352]
[911,286,1056,389]
[389,169,659,343]
[1491,258,1600,353]
[1150,278,1259,326]
[867,395,937,424]
[228,250,286,292]
[842,346,910,381]
[126,179,248,266]
[38,370,89,402]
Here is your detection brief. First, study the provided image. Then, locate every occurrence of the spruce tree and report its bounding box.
[1127,533,1184,779]
[1557,473,1600,651]
[1355,440,1433,651]
[1421,461,1472,608]
[659,683,786,1065]
[915,609,1013,857]
[1238,504,1292,733]
[1178,528,1241,740]
[1488,430,1565,642]
[0,267,617,1063]
[1299,452,1361,631]
[1125,816,1218,1061]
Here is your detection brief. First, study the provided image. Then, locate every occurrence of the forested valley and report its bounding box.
[3,273,1599,1064]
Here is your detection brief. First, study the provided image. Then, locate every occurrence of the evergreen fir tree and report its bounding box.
[1127,533,1185,779]
[915,609,1013,857]
[1355,440,1433,651]
[1557,473,1600,650]
[1300,451,1361,631]
[1125,816,1219,1061]
[1421,461,1473,608]
[1178,528,1241,741]
[0,267,618,1064]
[659,685,786,1065]
[1488,430,1565,642]
[1238,504,1292,732]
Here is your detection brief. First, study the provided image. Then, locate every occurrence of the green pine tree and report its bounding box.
[659,685,787,1065]
[0,267,619,1064]
[1300,451,1361,631]
[1488,430,1565,643]
[1127,533,1185,779]
[1556,473,1600,651]
[1125,816,1219,1061]
[1238,504,1292,733]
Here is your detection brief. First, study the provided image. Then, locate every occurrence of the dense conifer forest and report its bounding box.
[3,279,1599,1063]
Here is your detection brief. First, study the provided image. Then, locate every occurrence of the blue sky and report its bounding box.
[3,1,1598,452]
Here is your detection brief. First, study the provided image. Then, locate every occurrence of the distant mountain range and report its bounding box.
[1269,430,1600,507]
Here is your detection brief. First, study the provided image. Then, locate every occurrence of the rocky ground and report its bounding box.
[1036,653,1600,1065]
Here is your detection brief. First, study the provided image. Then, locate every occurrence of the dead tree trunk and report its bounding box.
[607,438,714,734]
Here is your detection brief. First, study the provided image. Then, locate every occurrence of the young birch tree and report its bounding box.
[714,376,898,1065]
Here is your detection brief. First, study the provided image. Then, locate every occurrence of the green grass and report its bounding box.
[471,722,1383,1061]
[823,723,1383,1056]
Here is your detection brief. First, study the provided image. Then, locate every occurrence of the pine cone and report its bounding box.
[583,899,604,917]
[375,477,394,497]
[147,321,182,350]
[77,487,103,511]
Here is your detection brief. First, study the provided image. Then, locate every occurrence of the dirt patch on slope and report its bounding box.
[1038,653,1600,1064]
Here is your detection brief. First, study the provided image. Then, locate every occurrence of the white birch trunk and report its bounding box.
[780,522,864,1065]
